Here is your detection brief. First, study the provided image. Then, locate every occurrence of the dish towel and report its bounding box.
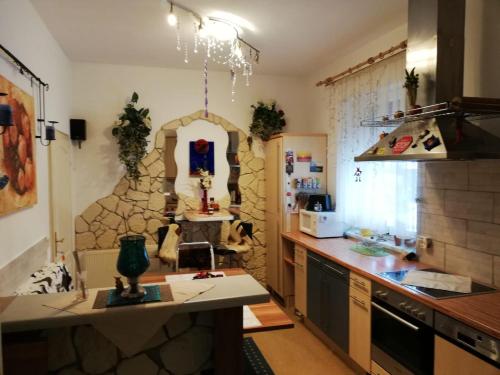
[41,280,214,356]
[402,270,472,293]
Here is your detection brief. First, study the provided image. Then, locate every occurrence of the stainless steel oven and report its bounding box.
[371,282,434,375]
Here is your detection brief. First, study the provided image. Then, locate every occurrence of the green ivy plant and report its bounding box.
[112,92,152,181]
[249,101,286,141]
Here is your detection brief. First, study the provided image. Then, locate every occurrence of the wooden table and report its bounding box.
[143,268,294,334]
[183,209,234,222]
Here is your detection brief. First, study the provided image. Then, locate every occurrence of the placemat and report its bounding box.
[92,284,173,309]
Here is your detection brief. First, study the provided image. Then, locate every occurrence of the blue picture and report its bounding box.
[189,139,215,176]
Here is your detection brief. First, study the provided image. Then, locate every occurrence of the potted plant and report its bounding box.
[112,92,152,181]
[404,67,419,108]
[249,101,286,142]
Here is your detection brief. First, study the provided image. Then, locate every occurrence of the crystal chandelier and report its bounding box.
[162,1,260,108]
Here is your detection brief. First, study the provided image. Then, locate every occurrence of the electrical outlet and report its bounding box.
[416,236,432,252]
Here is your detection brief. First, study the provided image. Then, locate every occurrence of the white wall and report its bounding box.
[0,0,72,269]
[71,62,306,214]
[303,23,408,199]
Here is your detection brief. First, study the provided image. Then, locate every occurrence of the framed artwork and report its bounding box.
[189,139,214,176]
[0,74,37,216]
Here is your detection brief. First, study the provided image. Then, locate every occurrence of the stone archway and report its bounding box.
[75,110,267,282]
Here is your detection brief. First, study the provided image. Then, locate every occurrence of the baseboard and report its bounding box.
[0,237,50,296]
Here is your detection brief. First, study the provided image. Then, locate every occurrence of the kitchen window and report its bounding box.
[328,53,417,237]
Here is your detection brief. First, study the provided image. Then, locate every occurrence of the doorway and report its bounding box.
[48,130,74,276]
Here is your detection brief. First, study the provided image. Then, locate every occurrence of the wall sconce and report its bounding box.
[0,92,13,135]
[35,84,56,146]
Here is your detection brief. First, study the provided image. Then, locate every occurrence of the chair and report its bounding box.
[176,242,215,271]
[214,221,253,268]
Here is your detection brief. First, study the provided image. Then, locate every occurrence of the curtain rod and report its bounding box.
[0,43,49,89]
[316,40,407,87]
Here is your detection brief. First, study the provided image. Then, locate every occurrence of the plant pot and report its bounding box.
[117,235,150,298]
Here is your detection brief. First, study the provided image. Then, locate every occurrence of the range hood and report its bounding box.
[355,0,500,162]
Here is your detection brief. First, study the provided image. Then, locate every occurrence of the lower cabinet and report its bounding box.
[294,245,307,316]
[349,285,371,372]
[434,335,498,375]
[307,251,349,352]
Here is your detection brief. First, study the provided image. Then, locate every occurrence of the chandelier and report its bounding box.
[162,1,260,111]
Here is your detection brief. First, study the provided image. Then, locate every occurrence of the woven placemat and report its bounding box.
[92,284,173,309]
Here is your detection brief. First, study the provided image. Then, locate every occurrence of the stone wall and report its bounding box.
[75,110,267,283]
[46,311,214,375]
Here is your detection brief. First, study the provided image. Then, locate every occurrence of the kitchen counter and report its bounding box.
[282,231,500,339]
[0,274,269,333]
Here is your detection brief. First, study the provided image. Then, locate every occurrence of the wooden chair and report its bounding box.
[214,222,253,268]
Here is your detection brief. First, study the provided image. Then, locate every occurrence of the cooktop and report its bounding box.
[378,268,497,299]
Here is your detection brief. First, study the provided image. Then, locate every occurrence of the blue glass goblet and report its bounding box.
[117,235,150,298]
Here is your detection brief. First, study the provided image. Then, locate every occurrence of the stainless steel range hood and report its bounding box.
[355,0,500,162]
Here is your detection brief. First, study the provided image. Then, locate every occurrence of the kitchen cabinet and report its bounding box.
[265,134,327,300]
[371,361,391,375]
[294,245,307,316]
[307,251,349,352]
[434,335,498,375]
[349,272,371,372]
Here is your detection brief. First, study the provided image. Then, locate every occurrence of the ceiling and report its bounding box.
[31,0,407,76]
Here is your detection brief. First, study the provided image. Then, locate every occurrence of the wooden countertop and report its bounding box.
[282,231,500,340]
[144,269,294,334]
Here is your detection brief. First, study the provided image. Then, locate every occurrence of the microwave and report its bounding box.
[299,209,345,238]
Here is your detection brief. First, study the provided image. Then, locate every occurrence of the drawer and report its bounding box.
[350,272,371,295]
[371,361,391,375]
[295,245,307,266]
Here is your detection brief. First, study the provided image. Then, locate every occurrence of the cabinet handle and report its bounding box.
[351,295,367,308]
[371,302,419,331]
[353,279,367,289]
[324,263,346,277]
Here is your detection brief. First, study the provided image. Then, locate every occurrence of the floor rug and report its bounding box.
[243,337,275,375]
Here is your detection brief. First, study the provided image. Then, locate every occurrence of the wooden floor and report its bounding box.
[247,309,356,375]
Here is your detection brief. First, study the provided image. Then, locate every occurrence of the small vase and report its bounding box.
[406,86,418,107]
[201,189,209,213]
[117,235,150,298]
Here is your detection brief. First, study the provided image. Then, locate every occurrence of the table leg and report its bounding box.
[214,306,243,375]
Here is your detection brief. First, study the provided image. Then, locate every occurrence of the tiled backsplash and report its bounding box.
[418,160,500,287]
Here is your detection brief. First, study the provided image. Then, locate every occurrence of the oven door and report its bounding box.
[371,299,434,375]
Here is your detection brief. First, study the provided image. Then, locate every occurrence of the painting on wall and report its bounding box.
[0,74,37,216]
[189,138,214,176]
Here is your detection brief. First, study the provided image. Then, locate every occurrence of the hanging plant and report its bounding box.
[112,92,152,181]
[249,101,286,141]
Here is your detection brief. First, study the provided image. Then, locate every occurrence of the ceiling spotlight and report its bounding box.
[167,3,178,27]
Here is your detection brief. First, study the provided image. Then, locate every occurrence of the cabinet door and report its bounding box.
[323,262,349,353]
[294,246,307,316]
[265,138,282,294]
[349,286,371,372]
[434,335,498,375]
[307,253,322,328]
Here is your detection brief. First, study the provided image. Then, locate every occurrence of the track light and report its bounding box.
[167,3,178,27]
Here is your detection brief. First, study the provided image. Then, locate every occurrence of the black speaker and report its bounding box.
[70,119,86,148]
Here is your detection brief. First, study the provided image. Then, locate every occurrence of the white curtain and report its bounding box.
[329,53,417,237]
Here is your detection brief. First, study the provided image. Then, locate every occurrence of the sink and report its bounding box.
[350,243,389,257]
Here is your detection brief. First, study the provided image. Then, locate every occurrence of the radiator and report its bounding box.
[84,246,167,288]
